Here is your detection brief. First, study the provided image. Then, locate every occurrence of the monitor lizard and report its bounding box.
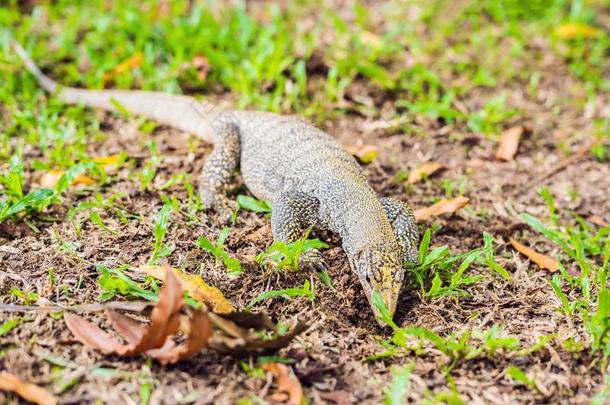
[11,37,419,322]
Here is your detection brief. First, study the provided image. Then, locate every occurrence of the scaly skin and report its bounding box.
[12,38,419,321]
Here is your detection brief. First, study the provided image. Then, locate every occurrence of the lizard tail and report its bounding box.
[10,35,58,93]
[10,36,224,144]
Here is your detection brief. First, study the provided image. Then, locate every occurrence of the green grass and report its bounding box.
[407,229,509,300]
[520,190,610,364]
[256,231,329,273]
[247,279,316,309]
[197,227,243,276]
[1,0,606,227]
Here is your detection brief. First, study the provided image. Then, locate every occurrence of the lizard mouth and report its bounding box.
[348,248,400,325]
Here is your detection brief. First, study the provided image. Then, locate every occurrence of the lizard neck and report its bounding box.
[321,178,396,255]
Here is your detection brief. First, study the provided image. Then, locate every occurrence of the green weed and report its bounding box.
[237,195,272,214]
[408,229,486,300]
[197,227,243,276]
[97,264,158,301]
[247,279,316,309]
[506,366,539,392]
[384,364,414,405]
[148,203,173,264]
[256,232,329,272]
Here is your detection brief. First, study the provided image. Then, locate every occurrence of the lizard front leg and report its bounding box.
[199,122,240,222]
[380,197,419,263]
[271,192,326,271]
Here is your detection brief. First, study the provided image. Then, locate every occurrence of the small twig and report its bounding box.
[513,138,599,196]
[0,301,150,314]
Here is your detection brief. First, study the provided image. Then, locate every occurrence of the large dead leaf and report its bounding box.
[39,170,96,188]
[0,371,57,405]
[145,310,212,365]
[554,22,600,39]
[64,267,186,358]
[414,197,470,220]
[64,266,306,362]
[408,162,444,184]
[509,238,559,272]
[138,265,235,314]
[496,127,523,161]
[64,313,126,354]
[262,362,303,405]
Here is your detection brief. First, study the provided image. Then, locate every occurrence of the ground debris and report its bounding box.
[63,267,307,363]
[0,372,57,405]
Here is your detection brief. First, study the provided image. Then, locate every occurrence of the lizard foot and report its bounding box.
[203,195,236,224]
[215,199,236,225]
[299,249,328,272]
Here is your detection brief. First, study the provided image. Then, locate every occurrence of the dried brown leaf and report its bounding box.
[407,162,444,184]
[262,363,303,405]
[64,312,126,354]
[64,268,306,362]
[138,265,235,313]
[105,310,146,345]
[414,197,470,220]
[149,310,213,364]
[129,267,182,353]
[588,216,609,227]
[65,267,184,356]
[509,238,560,272]
[496,127,523,161]
[319,390,354,405]
[192,55,210,81]
[0,372,57,405]
[208,313,308,355]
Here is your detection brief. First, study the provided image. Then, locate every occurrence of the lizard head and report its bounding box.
[350,241,406,325]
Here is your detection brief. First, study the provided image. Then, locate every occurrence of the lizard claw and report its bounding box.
[299,249,328,272]
[203,196,236,225]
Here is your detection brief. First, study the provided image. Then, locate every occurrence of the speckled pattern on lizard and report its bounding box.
[11,37,419,321]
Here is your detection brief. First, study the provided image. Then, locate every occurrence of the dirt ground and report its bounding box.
[1,3,610,405]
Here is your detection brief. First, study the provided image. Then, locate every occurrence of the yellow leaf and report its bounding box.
[509,238,560,272]
[74,174,96,186]
[138,265,235,314]
[347,144,379,164]
[93,154,122,172]
[554,23,600,39]
[408,162,444,184]
[93,155,121,166]
[361,31,382,48]
[103,52,145,81]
